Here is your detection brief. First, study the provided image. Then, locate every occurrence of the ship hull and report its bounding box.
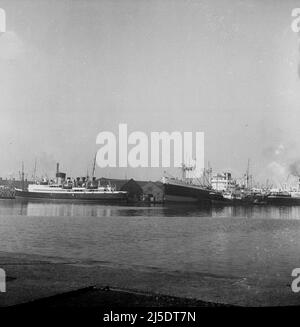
[163,181,211,204]
[211,195,258,206]
[266,196,300,205]
[15,189,128,202]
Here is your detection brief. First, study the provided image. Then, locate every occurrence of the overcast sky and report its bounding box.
[0,0,300,185]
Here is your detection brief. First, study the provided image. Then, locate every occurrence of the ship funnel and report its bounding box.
[55,162,63,184]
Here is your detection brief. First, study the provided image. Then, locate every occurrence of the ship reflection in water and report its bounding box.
[1,199,300,306]
[1,199,300,219]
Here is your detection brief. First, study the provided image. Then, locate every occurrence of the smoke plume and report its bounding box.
[289,160,300,176]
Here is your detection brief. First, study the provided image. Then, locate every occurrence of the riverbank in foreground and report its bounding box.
[0,251,299,307]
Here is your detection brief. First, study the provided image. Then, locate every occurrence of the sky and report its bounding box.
[0,0,300,186]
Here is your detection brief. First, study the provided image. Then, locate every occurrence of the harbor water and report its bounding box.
[0,199,300,305]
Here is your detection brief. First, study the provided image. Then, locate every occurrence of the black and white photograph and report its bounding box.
[0,0,300,323]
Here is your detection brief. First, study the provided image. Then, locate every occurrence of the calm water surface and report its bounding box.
[0,199,300,286]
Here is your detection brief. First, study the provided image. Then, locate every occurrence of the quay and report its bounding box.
[0,251,298,308]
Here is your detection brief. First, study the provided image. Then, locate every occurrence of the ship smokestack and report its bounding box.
[56,162,60,184]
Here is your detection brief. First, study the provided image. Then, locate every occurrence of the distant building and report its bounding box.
[141,181,164,203]
[211,172,236,192]
[120,179,143,201]
[97,177,165,202]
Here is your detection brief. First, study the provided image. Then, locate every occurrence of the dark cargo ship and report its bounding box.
[162,177,213,203]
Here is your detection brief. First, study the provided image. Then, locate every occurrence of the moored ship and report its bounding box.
[15,184,128,202]
[162,177,214,203]
[262,178,300,205]
[162,162,265,205]
[162,163,220,204]
[265,191,300,205]
[15,163,127,202]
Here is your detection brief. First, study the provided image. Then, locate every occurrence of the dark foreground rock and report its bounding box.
[14,285,231,308]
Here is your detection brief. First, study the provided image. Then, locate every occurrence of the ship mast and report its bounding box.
[246,158,250,189]
[21,161,25,191]
[244,158,254,190]
[92,153,97,179]
[32,158,37,182]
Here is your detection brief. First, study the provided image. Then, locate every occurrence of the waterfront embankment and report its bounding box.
[0,251,298,307]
